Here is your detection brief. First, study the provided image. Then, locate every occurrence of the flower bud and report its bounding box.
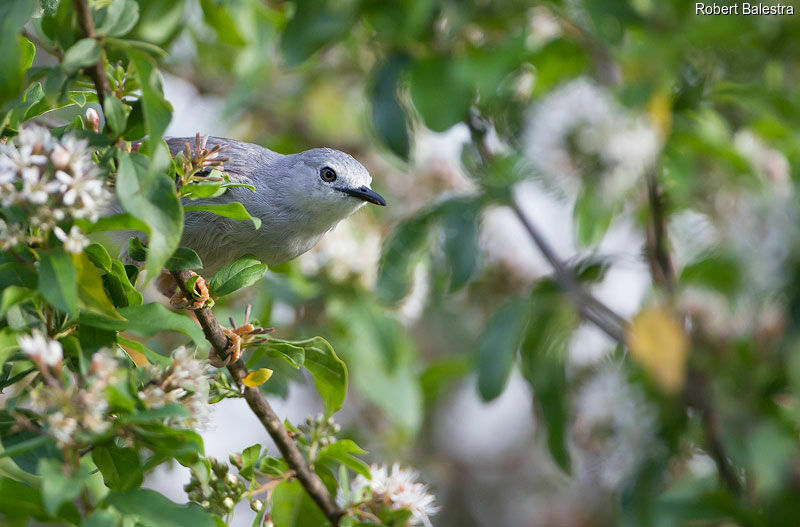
[250,499,263,512]
[229,453,243,469]
[223,496,235,511]
[85,108,100,133]
[225,472,238,487]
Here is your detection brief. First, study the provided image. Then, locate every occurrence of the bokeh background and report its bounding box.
[17,0,800,525]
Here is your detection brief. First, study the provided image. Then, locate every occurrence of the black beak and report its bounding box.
[337,185,387,206]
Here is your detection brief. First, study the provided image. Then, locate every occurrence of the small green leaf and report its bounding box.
[39,458,91,515]
[38,250,78,314]
[0,434,50,460]
[476,298,529,401]
[96,0,140,37]
[370,55,410,159]
[376,215,432,304]
[239,443,261,480]
[0,476,47,520]
[92,444,143,491]
[106,489,216,527]
[183,202,261,230]
[127,50,172,145]
[318,439,370,478]
[123,404,191,424]
[103,260,143,308]
[264,339,306,368]
[0,285,36,318]
[165,247,203,270]
[85,243,113,272]
[271,479,329,527]
[293,337,347,417]
[119,303,207,348]
[77,213,149,234]
[74,252,127,325]
[207,254,267,297]
[441,202,480,292]
[62,38,102,73]
[103,93,130,136]
[574,189,618,247]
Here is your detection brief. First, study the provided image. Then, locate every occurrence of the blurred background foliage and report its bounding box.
[3,0,800,525]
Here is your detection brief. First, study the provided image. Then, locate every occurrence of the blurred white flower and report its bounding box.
[298,219,382,289]
[524,78,660,201]
[572,365,656,491]
[528,6,562,48]
[395,263,430,325]
[352,463,439,527]
[54,225,90,254]
[47,411,78,445]
[17,329,63,367]
[734,130,791,196]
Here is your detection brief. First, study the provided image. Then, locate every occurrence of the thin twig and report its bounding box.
[170,270,344,525]
[645,171,675,293]
[72,0,110,110]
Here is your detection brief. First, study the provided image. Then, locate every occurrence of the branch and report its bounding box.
[72,0,110,110]
[170,270,344,525]
[645,171,675,293]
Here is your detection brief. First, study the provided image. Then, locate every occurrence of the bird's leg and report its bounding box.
[169,270,211,310]
[214,304,275,366]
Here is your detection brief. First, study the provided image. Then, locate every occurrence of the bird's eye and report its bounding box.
[320,167,337,182]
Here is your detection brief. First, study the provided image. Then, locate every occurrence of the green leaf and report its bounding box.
[116,150,183,282]
[199,0,247,46]
[207,254,267,297]
[271,479,330,527]
[123,404,191,424]
[279,0,354,66]
[127,50,172,146]
[103,93,130,136]
[257,456,288,478]
[96,0,140,37]
[92,444,143,491]
[105,489,216,527]
[62,38,102,73]
[370,55,410,159]
[574,189,618,247]
[103,260,143,308]
[118,335,170,367]
[119,303,206,348]
[376,215,431,304]
[77,213,149,233]
[74,252,127,325]
[518,281,578,472]
[0,477,47,520]
[409,56,473,132]
[318,439,370,478]
[39,458,91,516]
[293,337,347,417]
[180,182,222,199]
[476,298,529,401]
[0,285,36,318]
[85,243,113,272]
[165,247,203,270]
[83,508,122,527]
[38,250,78,314]
[0,434,50,460]
[679,253,741,297]
[183,202,261,230]
[0,1,35,107]
[239,443,261,480]
[263,339,306,368]
[441,201,480,292]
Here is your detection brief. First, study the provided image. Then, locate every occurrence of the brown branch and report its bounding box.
[645,171,675,293]
[72,0,109,110]
[170,270,344,525]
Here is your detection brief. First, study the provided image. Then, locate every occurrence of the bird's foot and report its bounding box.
[211,305,274,367]
[169,271,211,310]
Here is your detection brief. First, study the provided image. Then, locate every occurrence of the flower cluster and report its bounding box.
[21,339,119,447]
[0,124,110,252]
[351,463,439,527]
[138,346,212,429]
[523,78,661,201]
[185,457,248,517]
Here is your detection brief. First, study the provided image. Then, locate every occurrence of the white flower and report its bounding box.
[91,350,119,385]
[0,143,48,172]
[21,167,58,204]
[353,463,439,527]
[54,225,90,254]
[47,411,79,445]
[18,123,55,152]
[17,329,63,367]
[524,78,660,201]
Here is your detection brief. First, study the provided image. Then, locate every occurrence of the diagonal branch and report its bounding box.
[170,270,344,525]
[72,0,110,110]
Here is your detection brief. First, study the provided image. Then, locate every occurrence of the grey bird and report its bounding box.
[124,137,386,274]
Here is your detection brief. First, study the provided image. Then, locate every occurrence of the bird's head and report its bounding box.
[280,148,386,217]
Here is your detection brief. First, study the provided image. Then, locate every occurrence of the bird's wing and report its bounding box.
[165,136,275,183]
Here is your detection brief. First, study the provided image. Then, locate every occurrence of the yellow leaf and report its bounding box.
[243,368,273,387]
[648,91,672,136]
[627,307,689,394]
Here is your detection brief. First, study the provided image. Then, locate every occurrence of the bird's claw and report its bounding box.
[169,271,211,310]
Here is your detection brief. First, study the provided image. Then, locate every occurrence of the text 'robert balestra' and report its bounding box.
[695,3,795,15]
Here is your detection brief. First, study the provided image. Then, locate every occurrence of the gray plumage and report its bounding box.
[120,137,385,274]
